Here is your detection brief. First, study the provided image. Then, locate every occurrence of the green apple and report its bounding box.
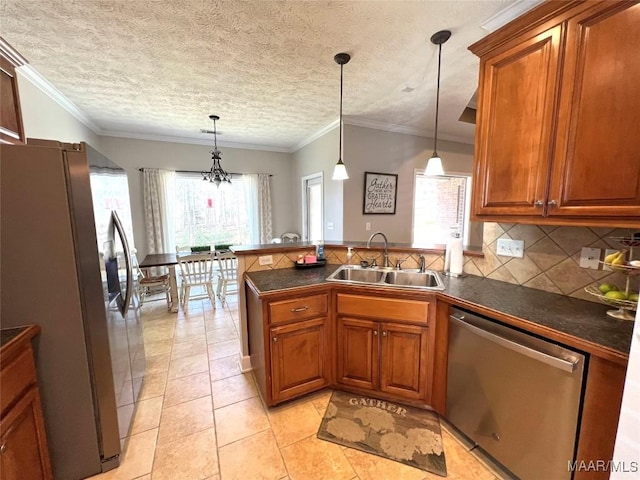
[628,293,639,302]
[605,291,627,300]
[598,283,619,294]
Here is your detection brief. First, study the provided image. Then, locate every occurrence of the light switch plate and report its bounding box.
[496,238,525,258]
[327,221,334,230]
[258,255,273,266]
[579,247,601,269]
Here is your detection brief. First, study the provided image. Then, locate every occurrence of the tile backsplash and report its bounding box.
[466,223,640,302]
[242,224,639,305]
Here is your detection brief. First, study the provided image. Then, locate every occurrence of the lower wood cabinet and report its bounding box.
[337,317,429,401]
[270,317,329,404]
[0,326,52,480]
[246,283,331,406]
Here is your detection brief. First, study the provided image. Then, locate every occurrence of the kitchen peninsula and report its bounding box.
[232,241,632,480]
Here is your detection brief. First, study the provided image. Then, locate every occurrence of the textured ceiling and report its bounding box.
[0,0,518,150]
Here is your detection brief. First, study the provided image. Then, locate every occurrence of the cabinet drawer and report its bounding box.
[268,293,328,324]
[336,293,430,324]
[0,347,37,415]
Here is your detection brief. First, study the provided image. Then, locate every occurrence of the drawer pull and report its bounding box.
[534,200,544,207]
[290,306,309,313]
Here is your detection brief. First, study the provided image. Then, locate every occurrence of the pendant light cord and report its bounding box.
[433,42,442,155]
[339,62,344,161]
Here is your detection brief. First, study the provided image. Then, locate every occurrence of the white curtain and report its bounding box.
[243,173,273,244]
[143,168,176,254]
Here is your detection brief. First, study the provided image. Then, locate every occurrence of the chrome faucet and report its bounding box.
[418,255,426,273]
[366,231,391,268]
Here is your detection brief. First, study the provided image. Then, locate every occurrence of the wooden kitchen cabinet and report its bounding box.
[335,292,433,403]
[470,0,640,226]
[246,283,331,406]
[0,41,26,145]
[270,317,329,404]
[0,326,52,480]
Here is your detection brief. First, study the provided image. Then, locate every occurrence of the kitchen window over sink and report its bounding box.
[412,171,472,245]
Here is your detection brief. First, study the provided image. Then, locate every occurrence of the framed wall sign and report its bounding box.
[363,171,398,214]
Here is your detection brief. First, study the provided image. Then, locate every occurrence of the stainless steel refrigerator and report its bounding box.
[0,140,145,479]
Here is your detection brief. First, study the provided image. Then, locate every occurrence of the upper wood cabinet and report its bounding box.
[0,39,26,145]
[470,0,640,227]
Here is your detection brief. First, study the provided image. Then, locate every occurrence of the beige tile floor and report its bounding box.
[87,293,503,480]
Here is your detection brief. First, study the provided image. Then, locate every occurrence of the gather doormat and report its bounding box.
[317,390,447,476]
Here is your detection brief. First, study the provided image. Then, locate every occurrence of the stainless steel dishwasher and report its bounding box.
[446,308,585,480]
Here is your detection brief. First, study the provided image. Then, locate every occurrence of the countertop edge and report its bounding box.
[1,324,41,362]
[437,293,629,366]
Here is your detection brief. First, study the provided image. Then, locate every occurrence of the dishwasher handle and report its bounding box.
[450,313,579,373]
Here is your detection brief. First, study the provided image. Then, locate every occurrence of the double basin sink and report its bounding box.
[326,265,445,291]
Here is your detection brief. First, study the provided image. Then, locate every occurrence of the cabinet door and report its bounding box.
[336,317,378,391]
[270,317,329,403]
[549,1,640,219]
[0,53,25,145]
[473,26,562,217]
[379,322,429,401]
[0,386,52,480]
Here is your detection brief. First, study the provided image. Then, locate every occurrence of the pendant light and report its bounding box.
[425,30,451,176]
[332,52,351,181]
[201,114,231,187]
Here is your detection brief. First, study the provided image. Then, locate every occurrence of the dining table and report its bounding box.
[139,253,179,313]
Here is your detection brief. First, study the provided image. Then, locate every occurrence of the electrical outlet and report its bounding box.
[327,221,334,230]
[366,222,371,231]
[579,247,601,269]
[258,255,273,266]
[496,238,525,258]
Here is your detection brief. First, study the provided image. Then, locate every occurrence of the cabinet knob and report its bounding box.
[547,200,557,207]
[272,337,278,342]
[382,331,387,337]
[534,200,544,207]
[0,443,6,454]
[290,306,309,313]
[373,330,378,336]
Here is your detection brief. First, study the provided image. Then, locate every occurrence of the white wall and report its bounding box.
[100,136,295,257]
[292,127,343,241]
[342,125,475,242]
[17,70,102,148]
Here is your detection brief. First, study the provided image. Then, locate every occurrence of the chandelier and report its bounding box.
[202,114,231,186]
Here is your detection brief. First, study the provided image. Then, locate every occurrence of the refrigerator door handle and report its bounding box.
[450,314,579,373]
[110,211,133,316]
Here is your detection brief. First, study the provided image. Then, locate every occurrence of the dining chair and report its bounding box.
[133,253,172,310]
[175,245,192,301]
[216,251,238,305]
[177,251,216,311]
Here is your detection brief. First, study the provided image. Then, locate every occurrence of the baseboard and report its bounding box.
[239,355,253,373]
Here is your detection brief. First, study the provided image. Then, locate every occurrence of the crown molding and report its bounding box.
[0,37,28,66]
[292,119,339,152]
[16,64,103,134]
[481,0,545,32]
[100,129,291,153]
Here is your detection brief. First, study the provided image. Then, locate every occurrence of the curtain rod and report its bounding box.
[138,168,272,177]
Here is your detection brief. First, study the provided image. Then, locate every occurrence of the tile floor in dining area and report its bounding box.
[88,293,503,480]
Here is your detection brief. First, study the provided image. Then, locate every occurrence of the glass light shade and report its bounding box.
[332,161,349,180]
[425,154,444,176]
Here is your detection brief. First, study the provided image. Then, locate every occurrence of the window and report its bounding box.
[90,168,134,251]
[412,171,471,245]
[174,173,250,247]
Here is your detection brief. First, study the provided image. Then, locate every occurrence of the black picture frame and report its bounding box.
[363,171,398,214]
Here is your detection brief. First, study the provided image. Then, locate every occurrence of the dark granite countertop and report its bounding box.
[245,266,634,360]
[1,326,29,348]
